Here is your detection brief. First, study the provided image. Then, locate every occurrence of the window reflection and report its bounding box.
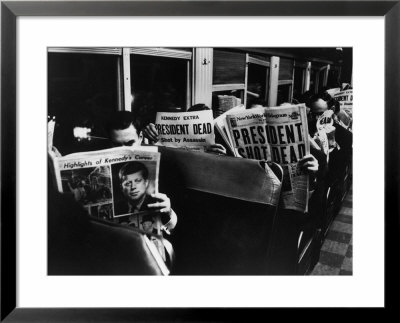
[48,53,120,154]
[130,55,188,129]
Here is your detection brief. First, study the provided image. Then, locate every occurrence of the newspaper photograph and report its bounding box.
[53,147,162,231]
[154,110,215,151]
[226,104,310,212]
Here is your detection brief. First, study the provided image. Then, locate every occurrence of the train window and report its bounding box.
[277,58,294,105]
[246,56,269,108]
[327,66,341,88]
[318,67,327,92]
[213,49,246,85]
[277,83,292,106]
[130,54,190,128]
[48,52,121,155]
[309,63,330,94]
[278,58,294,81]
[293,66,305,102]
[309,67,317,93]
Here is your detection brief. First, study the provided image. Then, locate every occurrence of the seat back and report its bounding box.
[48,192,168,275]
[158,147,282,275]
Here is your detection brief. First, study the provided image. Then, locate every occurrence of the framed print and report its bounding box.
[1,0,397,320]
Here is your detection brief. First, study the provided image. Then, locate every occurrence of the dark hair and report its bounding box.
[298,90,314,107]
[187,103,210,112]
[118,161,149,182]
[307,91,342,117]
[331,100,341,114]
[250,98,268,107]
[310,91,332,104]
[107,111,140,135]
[141,214,154,224]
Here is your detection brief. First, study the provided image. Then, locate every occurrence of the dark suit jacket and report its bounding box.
[114,194,157,216]
[114,194,171,225]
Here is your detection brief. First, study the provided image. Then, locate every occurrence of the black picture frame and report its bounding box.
[1,0,397,321]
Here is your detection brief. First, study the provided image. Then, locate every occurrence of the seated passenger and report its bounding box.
[307,93,352,185]
[107,111,178,234]
[331,99,352,130]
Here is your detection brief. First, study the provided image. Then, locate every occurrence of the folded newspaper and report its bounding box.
[213,104,246,155]
[225,104,310,212]
[154,110,215,151]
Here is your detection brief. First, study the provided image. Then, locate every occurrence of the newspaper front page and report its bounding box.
[51,146,166,258]
[154,110,215,151]
[226,104,310,212]
[334,89,353,116]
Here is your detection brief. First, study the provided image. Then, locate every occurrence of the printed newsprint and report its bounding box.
[326,87,341,97]
[214,104,245,155]
[334,89,353,116]
[48,116,56,152]
[316,109,335,153]
[154,110,215,151]
[49,147,166,258]
[226,104,310,212]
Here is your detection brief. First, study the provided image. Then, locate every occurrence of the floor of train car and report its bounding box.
[310,187,353,275]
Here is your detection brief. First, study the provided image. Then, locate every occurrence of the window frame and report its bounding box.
[48,47,125,111]
[48,46,193,112]
[245,54,270,107]
[125,47,193,111]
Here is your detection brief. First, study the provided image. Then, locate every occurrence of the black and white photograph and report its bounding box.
[111,160,159,218]
[2,1,395,316]
[47,46,353,277]
[60,165,113,207]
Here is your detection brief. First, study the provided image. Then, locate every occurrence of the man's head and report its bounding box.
[304,92,332,135]
[307,92,334,120]
[108,111,142,147]
[310,98,329,115]
[187,103,210,112]
[141,214,154,233]
[118,162,149,204]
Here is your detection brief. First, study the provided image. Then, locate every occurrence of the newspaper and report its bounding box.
[226,104,310,212]
[51,147,164,236]
[48,116,56,152]
[154,110,215,151]
[334,89,353,117]
[326,87,341,97]
[316,109,336,151]
[214,104,245,155]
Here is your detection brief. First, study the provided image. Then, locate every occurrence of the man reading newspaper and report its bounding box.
[307,93,352,186]
[225,104,318,212]
[50,110,178,234]
[106,111,178,233]
[50,146,172,268]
